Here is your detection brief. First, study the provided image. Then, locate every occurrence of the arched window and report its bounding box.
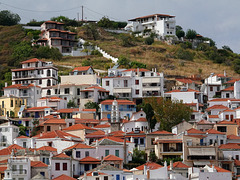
[47,70,51,77]
[47,90,51,96]
[47,80,51,86]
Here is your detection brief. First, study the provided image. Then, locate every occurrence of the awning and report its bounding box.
[193,161,210,166]
[189,148,216,156]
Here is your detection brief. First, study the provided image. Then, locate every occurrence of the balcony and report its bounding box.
[143,92,160,97]
[19,93,30,97]
[12,169,27,175]
[13,74,36,79]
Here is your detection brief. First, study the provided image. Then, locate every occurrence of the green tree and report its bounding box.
[119,34,133,47]
[222,45,233,53]
[185,29,197,40]
[18,125,27,136]
[84,101,99,112]
[142,103,157,130]
[117,55,130,67]
[175,25,185,39]
[67,100,77,108]
[84,23,99,41]
[132,148,146,164]
[149,151,158,162]
[97,17,113,28]
[144,37,154,45]
[145,97,192,132]
[35,46,62,60]
[0,10,21,26]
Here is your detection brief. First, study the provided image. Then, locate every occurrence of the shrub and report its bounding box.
[91,50,102,56]
[174,48,194,61]
[144,37,154,45]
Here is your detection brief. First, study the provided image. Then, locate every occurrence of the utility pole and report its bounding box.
[81,6,84,21]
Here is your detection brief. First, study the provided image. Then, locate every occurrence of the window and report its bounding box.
[40,172,45,177]
[104,176,108,180]
[220,139,224,144]
[76,151,81,158]
[48,142,52,147]
[11,100,13,107]
[225,114,229,120]
[39,79,42,85]
[210,87,213,91]
[64,88,70,94]
[77,88,80,95]
[124,80,128,87]
[2,101,4,108]
[55,89,58,94]
[140,138,144,144]
[47,80,51,86]
[135,89,139,95]
[28,63,30,67]
[226,93,230,98]
[151,138,155,145]
[77,98,80,105]
[47,70,51,76]
[209,139,213,145]
[105,150,109,156]
[115,150,119,157]
[63,163,67,170]
[55,163,60,170]
[135,80,139,85]
[217,126,227,132]
[236,155,239,160]
[47,126,51,132]
[23,142,26,148]
[85,151,89,157]
[191,115,195,120]
[106,81,109,86]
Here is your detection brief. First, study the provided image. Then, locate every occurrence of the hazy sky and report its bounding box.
[0,0,239,53]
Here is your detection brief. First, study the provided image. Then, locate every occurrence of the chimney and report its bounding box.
[143,165,147,175]
[164,161,167,167]
[5,82,7,87]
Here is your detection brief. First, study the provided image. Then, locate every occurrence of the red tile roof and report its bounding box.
[212,165,231,173]
[31,161,48,167]
[0,144,25,156]
[149,130,174,135]
[86,172,108,177]
[82,109,96,112]
[227,134,240,140]
[221,86,234,91]
[72,66,91,72]
[208,98,240,102]
[41,119,66,125]
[235,159,240,166]
[168,161,189,169]
[136,162,163,170]
[103,155,123,161]
[57,108,79,113]
[53,153,70,158]
[53,174,76,180]
[219,143,240,150]
[38,130,80,139]
[206,105,229,111]
[63,124,95,131]
[4,83,41,89]
[135,118,148,122]
[16,135,29,139]
[165,88,200,93]
[37,146,57,152]
[197,120,214,125]
[225,78,240,84]
[187,128,205,134]
[101,99,135,105]
[79,156,101,164]
[176,78,193,84]
[98,136,131,143]
[0,166,7,172]
[85,130,106,138]
[94,123,110,128]
[206,129,225,135]
[21,58,44,64]
[216,120,237,125]
[64,143,95,150]
[208,115,219,118]
[26,106,51,112]
[155,139,182,144]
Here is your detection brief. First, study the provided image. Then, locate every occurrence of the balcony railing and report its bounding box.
[12,169,27,175]
[13,74,36,79]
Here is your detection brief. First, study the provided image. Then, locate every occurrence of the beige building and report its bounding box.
[214,120,239,136]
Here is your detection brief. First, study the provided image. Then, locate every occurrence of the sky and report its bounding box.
[0,0,239,53]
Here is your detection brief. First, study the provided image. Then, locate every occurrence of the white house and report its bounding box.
[0,122,19,149]
[125,14,176,38]
[11,58,58,97]
[13,135,31,148]
[37,97,67,110]
[102,68,164,103]
[3,83,42,108]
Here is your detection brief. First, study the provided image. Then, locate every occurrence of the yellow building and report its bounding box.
[0,96,27,117]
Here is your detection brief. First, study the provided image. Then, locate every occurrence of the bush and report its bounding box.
[130,61,146,68]
[144,37,154,45]
[91,50,102,56]
[82,59,91,66]
[117,55,130,66]
[119,34,134,47]
[174,48,194,61]
[35,46,62,60]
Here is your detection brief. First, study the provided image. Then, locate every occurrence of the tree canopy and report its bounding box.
[185,29,197,40]
[175,25,185,39]
[0,10,21,26]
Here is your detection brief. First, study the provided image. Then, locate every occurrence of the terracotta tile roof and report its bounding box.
[41,118,66,125]
[26,106,51,112]
[57,108,79,113]
[52,174,76,180]
[208,98,240,102]
[216,120,237,125]
[187,128,205,134]
[135,118,147,122]
[168,161,189,169]
[176,78,193,84]
[79,156,101,164]
[4,83,41,89]
[0,144,25,156]
[122,68,150,72]
[185,135,207,138]
[208,115,219,118]
[197,120,214,125]
[219,143,240,150]
[100,99,135,105]
[38,130,80,139]
[0,166,7,172]
[31,161,48,167]
[82,109,96,112]
[225,78,240,84]
[221,86,234,91]
[212,165,231,173]
[235,159,240,166]
[136,162,163,170]
[85,130,106,138]
[53,153,70,158]
[103,155,123,161]
[94,123,110,128]
[0,159,8,164]
[149,130,174,135]
[165,88,200,93]
[72,66,91,72]
[43,115,60,119]
[100,118,109,121]
[64,143,95,150]
[206,105,229,111]
[227,134,240,140]
[63,124,95,131]
[206,129,225,135]
[21,58,44,64]
[16,135,29,139]
[109,130,125,135]
[98,136,131,143]
[223,109,235,112]
[37,146,57,152]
